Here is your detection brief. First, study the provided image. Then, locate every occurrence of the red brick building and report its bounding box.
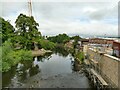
[113,41,120,58]
[89,38,114,45]
[89,38,120,58]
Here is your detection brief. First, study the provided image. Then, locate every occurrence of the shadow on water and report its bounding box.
[2,66,16,87]
[71,59,82,72]
[2,46,93,88]
[2,61,39,87]
[2,53,52,88]
[53,45,69,57]
[53,45,82,72]
[35,53,52,62]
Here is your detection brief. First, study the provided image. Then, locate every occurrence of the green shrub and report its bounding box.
[2,62,11,72]
[7,51,21,66]
[38,39,56,50]
[2,39,13,56]
[0,47,2,72]
[47,33,70,44]
[75,51,84,62]
[2,40,32,72]
[18,50,32,61]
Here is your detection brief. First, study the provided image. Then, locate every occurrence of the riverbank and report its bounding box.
[2,41,33,72]
[2,53,93,88]
[32,48,52,56]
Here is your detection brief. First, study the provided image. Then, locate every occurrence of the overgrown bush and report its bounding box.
[75,51,84,62]
[47,33,70,44]
[38,39,56,50]
[0,47,2,71]
[1,40,32,72]
[18,50,32,61]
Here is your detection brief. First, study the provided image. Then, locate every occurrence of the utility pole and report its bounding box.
[28,0,38,50]
[28,0,32,16]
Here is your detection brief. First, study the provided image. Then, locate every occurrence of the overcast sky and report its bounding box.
[0,0,119,37]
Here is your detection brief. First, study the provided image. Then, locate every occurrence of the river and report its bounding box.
[2,48,93,88]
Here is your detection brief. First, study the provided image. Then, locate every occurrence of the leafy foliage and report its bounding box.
[19,50,32,61]
[75,51,84,62]
[0,14,57,72]
[47,33,70,44]
[15,14,41,49]
[71,35,81,48]
[38,39,56,50]
[1,40,32,72]
[70,35,81,40]
[0,46,2,72]
[0,17,15,43]
[54,44,69,57]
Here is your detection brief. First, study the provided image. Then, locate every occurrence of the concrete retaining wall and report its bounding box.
[87,47,120,88]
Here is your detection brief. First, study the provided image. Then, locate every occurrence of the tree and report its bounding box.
[70,35,81,41]
[1,40,32,72]
[15,14,41,49]
[47,33,70,44]
[38,39,56,50]
[71,35,81,48]
[0,17,15,44]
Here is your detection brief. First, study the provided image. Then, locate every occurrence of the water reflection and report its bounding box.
[53,45,69,57]
[2,66,16,87]
[2,47,85,88]
[3,61,37,87]
[29,65,40,77]
[36,53,52,62]
[71,59,81,72]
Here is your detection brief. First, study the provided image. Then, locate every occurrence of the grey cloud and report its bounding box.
[33,2,118,21]
[1,1,118,37]
[86,4,118,20]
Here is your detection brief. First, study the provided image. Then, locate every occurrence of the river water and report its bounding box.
[2,49,93,88]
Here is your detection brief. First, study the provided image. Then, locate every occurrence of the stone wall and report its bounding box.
[87,47,120,88]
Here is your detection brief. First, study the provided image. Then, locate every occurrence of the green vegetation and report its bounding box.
[71,35,81,48]
[0,46,2,72]
[37,39,56,50]
[75,51,84,63]
[1,40,32,72]
[47,33,70,44]
[54,44,69,57]
[0,17,15,44]
[15,14,41,50]
[0,14,57,72]
[70,35,81,40]
[0,13,84,72]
